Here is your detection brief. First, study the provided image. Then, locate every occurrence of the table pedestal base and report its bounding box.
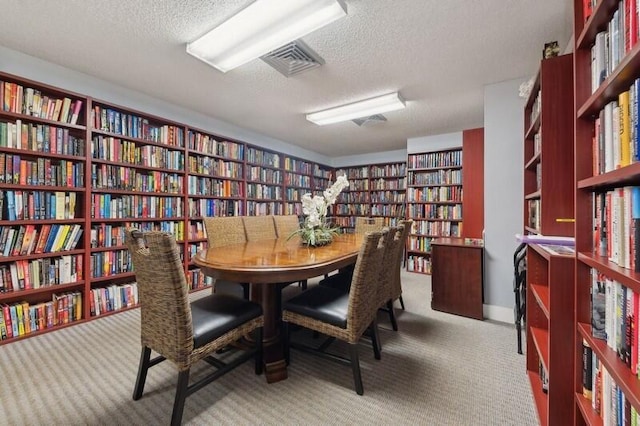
[264,359,288,383]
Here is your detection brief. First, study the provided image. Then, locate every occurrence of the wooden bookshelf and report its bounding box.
[406,148,463,274]
[283,155,313,216]
[525,244,575,426]
[573,0,640,424]
[520,53,575,426]
[245,145,283,216]
[334,165,370,231]
[523,53,575,237]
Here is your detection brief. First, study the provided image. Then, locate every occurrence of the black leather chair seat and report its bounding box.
[191,294,263,348]
[318,270,353,292]
[284,285,349,328]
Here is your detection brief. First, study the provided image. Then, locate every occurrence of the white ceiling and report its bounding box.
[0,0,573,157]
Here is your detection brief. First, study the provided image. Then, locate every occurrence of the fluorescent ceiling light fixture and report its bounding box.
[186,0,347,73]
[306,92,406,126]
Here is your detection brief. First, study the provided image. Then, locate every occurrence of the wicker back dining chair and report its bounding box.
[282,229,391,395]
[243,215,277,241]
[203,216,250,298]
[354,216,384,234]
[125,229,263,426]
[273,214,301,239]
[378,222,411,331]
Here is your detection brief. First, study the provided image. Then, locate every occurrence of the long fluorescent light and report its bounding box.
[306,92,406,126]
[186,0,347,73]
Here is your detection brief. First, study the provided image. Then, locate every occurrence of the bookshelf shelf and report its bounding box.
[530,326,550,371]
[530,283,550,319]
[528,371,550,426]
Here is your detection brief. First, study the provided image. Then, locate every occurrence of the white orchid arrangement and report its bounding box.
[292,174,350,246]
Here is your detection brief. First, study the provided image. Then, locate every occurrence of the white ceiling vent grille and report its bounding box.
[261,40,324,77]
[352,114,388,126]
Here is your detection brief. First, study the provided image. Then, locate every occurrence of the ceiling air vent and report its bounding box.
[261,40,324,77]
[352,114,388,126]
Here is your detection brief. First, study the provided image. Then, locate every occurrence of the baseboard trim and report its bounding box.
[483,304,513,323]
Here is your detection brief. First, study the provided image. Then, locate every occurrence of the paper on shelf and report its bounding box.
[515,233,575,246]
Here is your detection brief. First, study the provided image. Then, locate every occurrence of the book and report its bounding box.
[70,99,83,125]
[592,269,607,340]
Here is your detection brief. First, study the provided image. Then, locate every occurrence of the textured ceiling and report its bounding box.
[0,0,572,157]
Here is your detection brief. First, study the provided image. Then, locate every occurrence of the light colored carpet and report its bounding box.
[0,272,536,425]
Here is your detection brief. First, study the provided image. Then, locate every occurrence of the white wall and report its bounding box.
[331,149,407,168]
[483,78,526,320]
[407,132,462,153]
[0,45,331,166]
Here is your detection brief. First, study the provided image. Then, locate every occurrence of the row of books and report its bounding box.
[91,194,183,219]
[343,180,369,191]
[371,163,406,178]
[313,177,331,191]
[406,255,431,274]
[1,81,83,125]
[336,167,368,179]
[411,221,462,237]
[338,192,369,203]
[590,1,639,94]
[187,268,214,290]
[407,236,432,253]
[245,147,280,168]
[591,269,639,372]
[313,164,332,179]
[370,204,405,217]
[408,169,462,186]
[92,106,185,147]
[188,222,206,240]
[528,199,541,231]
[333,204,370,216]
[187,176,243,198]
[408,151,462,169]
[188,155,243,177]
[284,173,311,188]
[92,136,185,170]
[187,131,244,160]
[246,202,283,216]
[89,249,132,278]
[371,177,406,190]
[89,221,185,249]
[187,242,206,263]
[0,291,82,341]
[283,157,313,175]
[0,254,83,292]
[370,191,406,203]
[0,121,84,155]
[593,187,640,272]
[529,90,541,126]
[407,187,463,203]
[90,165,183,193]
[284,203,303,216]
[246,184,282,200]
[2,154,84,188]
[582,342,640,425]
[89,282,138,317]
[0,223,83,258]
[592,79,640,175]
[188,198,243,217]
[407,204,462,219]
[1,190,77,221]
[246,167,282,184]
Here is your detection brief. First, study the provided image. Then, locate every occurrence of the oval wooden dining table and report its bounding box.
[192,233,364,383]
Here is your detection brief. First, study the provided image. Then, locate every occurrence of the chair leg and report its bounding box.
[398,296,405,311]
[171,369,190,426]
[299,279,308,290]
[387,300,398,332]
[132,346,151,400]
[370,320,381,360]
[242,283,250,300]
[255,326,264,374]
[348,343,363,395]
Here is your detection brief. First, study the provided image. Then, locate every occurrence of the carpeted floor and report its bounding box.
[0,272,537,425]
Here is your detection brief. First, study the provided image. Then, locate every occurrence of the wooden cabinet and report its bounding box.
[572,0,640,424]
[430,237,483,320]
